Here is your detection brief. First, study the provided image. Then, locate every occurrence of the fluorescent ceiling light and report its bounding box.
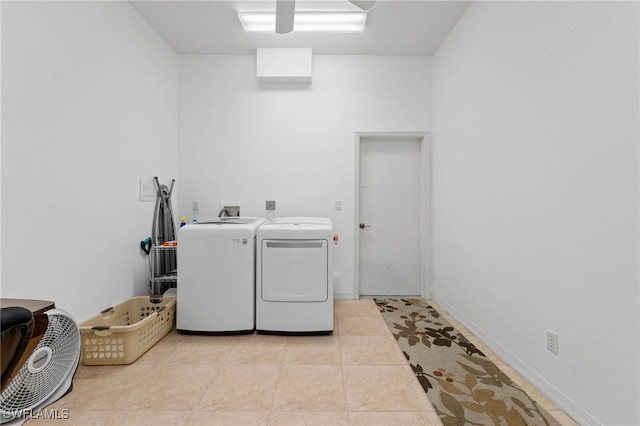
[238,11,366,33]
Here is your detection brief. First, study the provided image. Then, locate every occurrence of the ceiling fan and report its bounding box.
[275,0,377,34]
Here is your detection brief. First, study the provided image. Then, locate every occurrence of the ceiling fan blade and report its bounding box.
[348,0,377,11]
[276,0,295,34]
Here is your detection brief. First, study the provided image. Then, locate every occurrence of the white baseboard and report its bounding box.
[334,291,356,300]
[433,297,601,426]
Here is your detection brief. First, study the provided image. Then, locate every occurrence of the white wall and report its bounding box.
[432,2,639,425]
[1,2,178,321]
[178,55,431,298]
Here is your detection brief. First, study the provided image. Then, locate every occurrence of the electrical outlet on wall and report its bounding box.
[266,200,276,211]
[547,330,558,355]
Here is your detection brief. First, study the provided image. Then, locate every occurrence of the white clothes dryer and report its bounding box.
[256,217,333,334]
[177,217,266,333]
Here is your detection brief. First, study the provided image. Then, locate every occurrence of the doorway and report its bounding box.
[355,133,430,298]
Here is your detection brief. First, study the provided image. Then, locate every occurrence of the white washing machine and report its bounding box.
[256,217,333,334]
[177,217,266,333]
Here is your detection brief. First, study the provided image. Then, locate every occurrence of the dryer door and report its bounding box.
[261,239,328,302]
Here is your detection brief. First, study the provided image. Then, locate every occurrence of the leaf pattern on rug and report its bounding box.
[375,298,560,426]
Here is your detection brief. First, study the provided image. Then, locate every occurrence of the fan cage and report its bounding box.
[0,309,80,420]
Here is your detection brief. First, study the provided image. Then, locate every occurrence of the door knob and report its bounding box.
[359,223,371,229]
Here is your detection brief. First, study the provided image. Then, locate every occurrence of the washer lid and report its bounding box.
[182,217,267,233]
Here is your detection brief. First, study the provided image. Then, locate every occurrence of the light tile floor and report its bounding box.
[25,299,577,425]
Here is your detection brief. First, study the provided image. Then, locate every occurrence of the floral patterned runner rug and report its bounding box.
[374,298,560,426]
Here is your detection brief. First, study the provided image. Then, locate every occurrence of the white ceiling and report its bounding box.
[129,0,473,55]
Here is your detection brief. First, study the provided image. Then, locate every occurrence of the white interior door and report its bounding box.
[358,136,422,296]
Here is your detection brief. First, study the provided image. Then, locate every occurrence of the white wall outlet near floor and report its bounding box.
[547,329,559,355]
